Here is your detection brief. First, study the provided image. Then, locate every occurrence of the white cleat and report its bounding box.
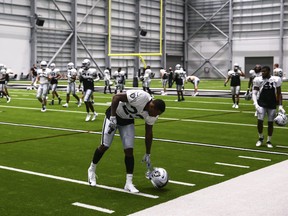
[232,104,236,108]
[88,168,96,187]
[6,97,11,103]
[194,92,199,96]
[41,107,46,112]
[77,100,82,107]
[62,103,68,108]
[235,104,239,109]
[91,112,98,121]
[256,138,264,147]
[85,114,91,122]
[124,183,139,193]
[266,141,273,148]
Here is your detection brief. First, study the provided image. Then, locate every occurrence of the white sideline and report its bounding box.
[129,160,288,216]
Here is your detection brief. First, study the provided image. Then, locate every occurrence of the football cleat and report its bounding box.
[88,168,96,187]
[232,104,236,108]
[91,112,98,121]
[256,138,264,147]
[58,98,62,105]
[41,107,46,112]
[266,141,273,148]
[124,183,139,193]
[235,105,239,109]
[85,114,91,122]
[62,103,68,108]
[49,100,54,105]
[6,97,11,103]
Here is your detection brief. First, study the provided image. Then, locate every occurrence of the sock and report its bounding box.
[125,156,134,174]
[92,148,105,164]
[258,133,264,139]
[126,174,133,184]
[267,136,272,142]
[89,162,96,172]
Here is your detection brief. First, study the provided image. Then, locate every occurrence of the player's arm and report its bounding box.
[276,85,285,114]
[110,93,128,116]
[145,123,153,154]
[224,76,230,86]
[247,77,253,91]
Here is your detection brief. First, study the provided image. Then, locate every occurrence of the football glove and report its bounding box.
[255,104,262,114]
[278,105,286,114]
[142,153,151,169]
[108,116,117,134]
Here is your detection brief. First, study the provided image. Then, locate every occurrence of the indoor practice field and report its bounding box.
[0,81,287,216]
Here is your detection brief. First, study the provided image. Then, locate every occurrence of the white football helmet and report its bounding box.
[40,61,47,69]
[274,113,287,126]
[82,59,90,68]
[175,64,181,70]
[67,62,74,70]
[50,63,56,70]
[148,167,169,189]
[0,63,4,70]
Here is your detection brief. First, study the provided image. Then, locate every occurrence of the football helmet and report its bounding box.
[40,61,47,69]
[175,64,181,70]
[82,59,90,69]
[274,113,287,126]
[50,63,56,70]
[148,167,169,189]
[67,62,74,70]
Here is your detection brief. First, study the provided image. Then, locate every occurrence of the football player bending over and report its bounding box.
[88,89,166,193]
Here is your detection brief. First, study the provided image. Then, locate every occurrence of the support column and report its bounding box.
[30,0,37,66]
[71,0,77,65]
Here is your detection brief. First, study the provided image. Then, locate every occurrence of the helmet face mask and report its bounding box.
[40,61,47,69]
[149,167,169,189]
[50,63,56,70]
[82,59,90,69]
[67,62,74,70]
[274,113,287,126]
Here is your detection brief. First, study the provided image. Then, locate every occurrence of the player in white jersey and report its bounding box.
[49,63,62,105]
[88,90,166,192]
[36,61,51,112]
[160,67,168,95]
[113,67,126,94]
[273,63,284,80]
[246,64,262,95]
[78,59,99,121]
[186,75,201,97]
[62,62,81,108]
[224,63,244,108]
[252,66,285,148]
[103,67,112,94]
[141,65,154,96]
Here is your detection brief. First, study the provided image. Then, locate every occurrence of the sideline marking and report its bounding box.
[169,180,195,187]
[72,202,114,214]
[277,145,288,149]
[215,162,250,169]
[0,165,159,199]
[188,169,224,177]
[238,155,271,161]
[1,121,288,156]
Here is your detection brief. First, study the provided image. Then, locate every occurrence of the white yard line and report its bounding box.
[188,169,224,177]
[72,202,114,214]
[277,145,288,149]
[238,155,271,161]
[168,180,195,187]
[1,121,288,156]
[0,165,159,199]
[215,162,250,169]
